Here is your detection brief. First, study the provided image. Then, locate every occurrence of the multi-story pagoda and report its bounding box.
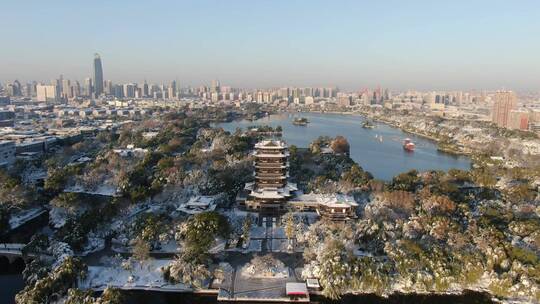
[237,139,358,220]
[239,139,297,213]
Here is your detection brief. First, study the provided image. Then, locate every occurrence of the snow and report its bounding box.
[176,195,218,214]
[271,239,289,252]
[80,234,106,256]
[209,238,226,254]
[64,184,121,197]
[112,240,181,255]
[81,259,192,291]
[49,241,74,269]
[9,207,46,230]
[240,262,289,279]
[0,243,25,254]
[21,168,47,185]
[49,207,69,228]
[271,227,286,239]
[246,240,262,252]
[250,226,266,239]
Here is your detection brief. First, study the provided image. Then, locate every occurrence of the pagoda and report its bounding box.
[239,139,297,213]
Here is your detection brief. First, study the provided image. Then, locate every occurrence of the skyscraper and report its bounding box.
[210,80,220,93]
[73,81,81,97]
[123,83,136,98]
[93,53,104,98]
[36,84,60,103]
[142,81,149,97]
[84,78,93,97]
[492,91,517,128]
[62,79,72,99]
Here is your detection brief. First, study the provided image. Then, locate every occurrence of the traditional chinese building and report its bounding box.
[237,139,358,220]
[238,140,297,214]
[289,193,358,221]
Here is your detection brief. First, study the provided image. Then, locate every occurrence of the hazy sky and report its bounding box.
[1,0,539,91]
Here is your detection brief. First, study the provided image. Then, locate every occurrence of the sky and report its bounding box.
[1,0,539,91]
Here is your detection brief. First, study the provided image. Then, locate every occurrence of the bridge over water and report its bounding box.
[0,243,28,273]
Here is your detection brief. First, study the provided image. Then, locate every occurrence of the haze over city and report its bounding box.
[1,0,540,91]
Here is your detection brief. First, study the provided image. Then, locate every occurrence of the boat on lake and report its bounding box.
[362,120,375,129]
[292,117,309,126]
[403,138,415,152]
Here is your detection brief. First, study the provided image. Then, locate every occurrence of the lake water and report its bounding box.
[121,290,494,304]
[0,274,24,304]
[216,113,471,180]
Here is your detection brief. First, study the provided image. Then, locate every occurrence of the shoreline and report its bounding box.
[99,285,501,303]
[290,110,473,157]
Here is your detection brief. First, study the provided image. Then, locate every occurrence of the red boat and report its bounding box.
[403,138,415,152]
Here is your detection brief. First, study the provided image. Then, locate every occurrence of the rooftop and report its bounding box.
[286,282,308,296]
[255,140,288,150]
[291,193,358,208]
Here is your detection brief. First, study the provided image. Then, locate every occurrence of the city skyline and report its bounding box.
[1,0,540,91]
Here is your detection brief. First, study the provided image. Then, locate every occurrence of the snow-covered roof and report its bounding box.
[245,182,298,199]
[291,193,358,208]
[286,282,308,296]
[176,195,218,214]
[254,152,290,158]
[255,140,287,149]
[306,279,320,288]
[186,196,214,207]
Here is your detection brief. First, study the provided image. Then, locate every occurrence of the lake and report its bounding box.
[120,290,494,304]
[0,274,24,304]
[215,112,471,180]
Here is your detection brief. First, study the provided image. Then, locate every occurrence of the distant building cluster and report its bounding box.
[1,53,540,136]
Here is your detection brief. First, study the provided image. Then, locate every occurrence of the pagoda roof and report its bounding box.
[255,140,288,149]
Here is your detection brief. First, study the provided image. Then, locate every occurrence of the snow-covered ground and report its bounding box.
[64,184,121,197]
[270,227,286,239]
[49,207,70,228]
[250,227,266,239]
[270,239,289,252]
[239,262,289,279]
[81,259,192,291]
[246,240,262,252]
[9,207,46,230]
[209,238,227,254]
[80,233,106,256]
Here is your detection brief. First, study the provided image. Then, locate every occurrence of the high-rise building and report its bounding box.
[113,85,124,98]
[13,80,22,96]
[508,110,529,130]
[169,81,177,98]
[62,79,72,99]
[6,80,22,96]
[25,83,34,97]
[36,84,60,103]
[105,80,113,95]
[123,83,136,98]
[141,81,149,97]
[93,53,104,97]
[73,81,81,97]
[211,80,220,93]
[492,91,517,128]
[84,78,93,97]
[278,87,289,98]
